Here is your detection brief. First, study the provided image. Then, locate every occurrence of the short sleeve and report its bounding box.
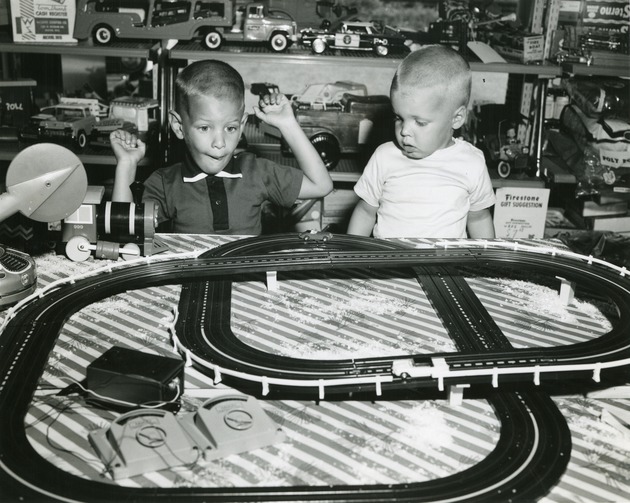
[468,152,496,212]
[353,144,389,208]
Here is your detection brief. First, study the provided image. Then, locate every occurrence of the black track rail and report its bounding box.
[5,232,630,501]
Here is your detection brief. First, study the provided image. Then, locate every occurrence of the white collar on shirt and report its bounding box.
[183,171,243,183]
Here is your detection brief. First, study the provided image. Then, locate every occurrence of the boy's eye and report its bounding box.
[415,121,427,127]
[226,126,238,133]
[198,125,209,132]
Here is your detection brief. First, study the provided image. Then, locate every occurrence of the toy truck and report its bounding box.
[90,96,159,149]
[73,0,298,52]
[19,97,105,150]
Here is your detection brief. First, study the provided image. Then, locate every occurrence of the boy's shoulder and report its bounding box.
[371,141,404,160]
[450,138,485,160]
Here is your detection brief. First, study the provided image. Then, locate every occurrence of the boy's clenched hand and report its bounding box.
[110,129,146,165]
[253,93,296,131]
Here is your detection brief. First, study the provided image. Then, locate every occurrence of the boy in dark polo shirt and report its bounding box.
[110,59,333,235]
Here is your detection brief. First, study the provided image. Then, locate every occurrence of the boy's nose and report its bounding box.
[211,133,225,149]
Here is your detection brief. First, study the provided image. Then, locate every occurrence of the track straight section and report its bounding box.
[412,265,510,352]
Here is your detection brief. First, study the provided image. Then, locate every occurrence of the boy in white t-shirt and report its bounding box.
[348,45,496,239]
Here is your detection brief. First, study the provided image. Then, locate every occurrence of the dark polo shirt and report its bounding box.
[143,151,303,235]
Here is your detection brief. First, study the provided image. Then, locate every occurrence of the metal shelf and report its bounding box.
[0,32,158,58]
[169,42,563,76]
[0,141,152,167]
[562,62,630,78]
[169,41,406,68]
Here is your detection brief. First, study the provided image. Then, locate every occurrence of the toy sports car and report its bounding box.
[300,20,409,57]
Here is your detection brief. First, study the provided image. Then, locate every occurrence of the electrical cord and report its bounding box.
[57,377,182,409]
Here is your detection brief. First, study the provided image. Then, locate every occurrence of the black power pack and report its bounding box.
[86,346,184,411]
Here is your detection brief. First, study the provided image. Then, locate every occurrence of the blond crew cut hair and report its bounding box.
[391,45,472,109]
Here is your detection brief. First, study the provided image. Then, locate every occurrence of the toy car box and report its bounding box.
[487,31,545,63]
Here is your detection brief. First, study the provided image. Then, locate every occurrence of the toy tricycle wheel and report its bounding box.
[498,161,511,178]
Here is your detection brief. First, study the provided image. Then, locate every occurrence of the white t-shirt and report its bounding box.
[354,139,496,238]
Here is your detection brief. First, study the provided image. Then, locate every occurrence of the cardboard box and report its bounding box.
[10,0,76,43]
[582,0,630,32]
[491,33,545,63]
[0,79,37,131]
[559,0,584,24]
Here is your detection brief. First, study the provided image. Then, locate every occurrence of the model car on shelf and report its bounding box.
[89,96,160,149]
[262,89,392,170]
[290,81,367,110]
[73,0,298,52]
[299,19,409,56]
[19,97,106,150]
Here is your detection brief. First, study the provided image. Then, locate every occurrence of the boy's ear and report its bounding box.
[169,110,184,139]
[240,111,249,127]
[451,105,467,130]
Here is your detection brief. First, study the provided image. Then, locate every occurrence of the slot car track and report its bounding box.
[1,232,630,501]
[176,233,630,394]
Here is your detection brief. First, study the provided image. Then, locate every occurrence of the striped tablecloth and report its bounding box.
[19,235,630,501]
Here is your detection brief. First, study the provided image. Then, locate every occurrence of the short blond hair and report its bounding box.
[174,59,244,116]
[391,45,471,109]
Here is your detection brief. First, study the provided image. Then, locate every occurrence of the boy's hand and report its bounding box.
[253,93,296,131]
[110,129,146,165]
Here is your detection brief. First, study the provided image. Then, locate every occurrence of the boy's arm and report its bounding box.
[347,199,378,236]
[254,94,333,199]
[110,130,146,202]
[467,208,495,238]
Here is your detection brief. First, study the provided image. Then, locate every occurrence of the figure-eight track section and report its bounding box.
[6,232,630,500]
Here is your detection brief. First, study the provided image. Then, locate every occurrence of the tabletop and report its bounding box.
[2,234,629,502]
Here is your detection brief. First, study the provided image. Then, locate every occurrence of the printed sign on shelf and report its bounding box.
[493,187,550,239]
[10,0,77,43]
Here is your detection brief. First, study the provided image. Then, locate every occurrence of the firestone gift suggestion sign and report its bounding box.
[493,187,550,239]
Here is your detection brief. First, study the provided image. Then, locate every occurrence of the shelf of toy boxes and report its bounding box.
[0,33,163,169]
